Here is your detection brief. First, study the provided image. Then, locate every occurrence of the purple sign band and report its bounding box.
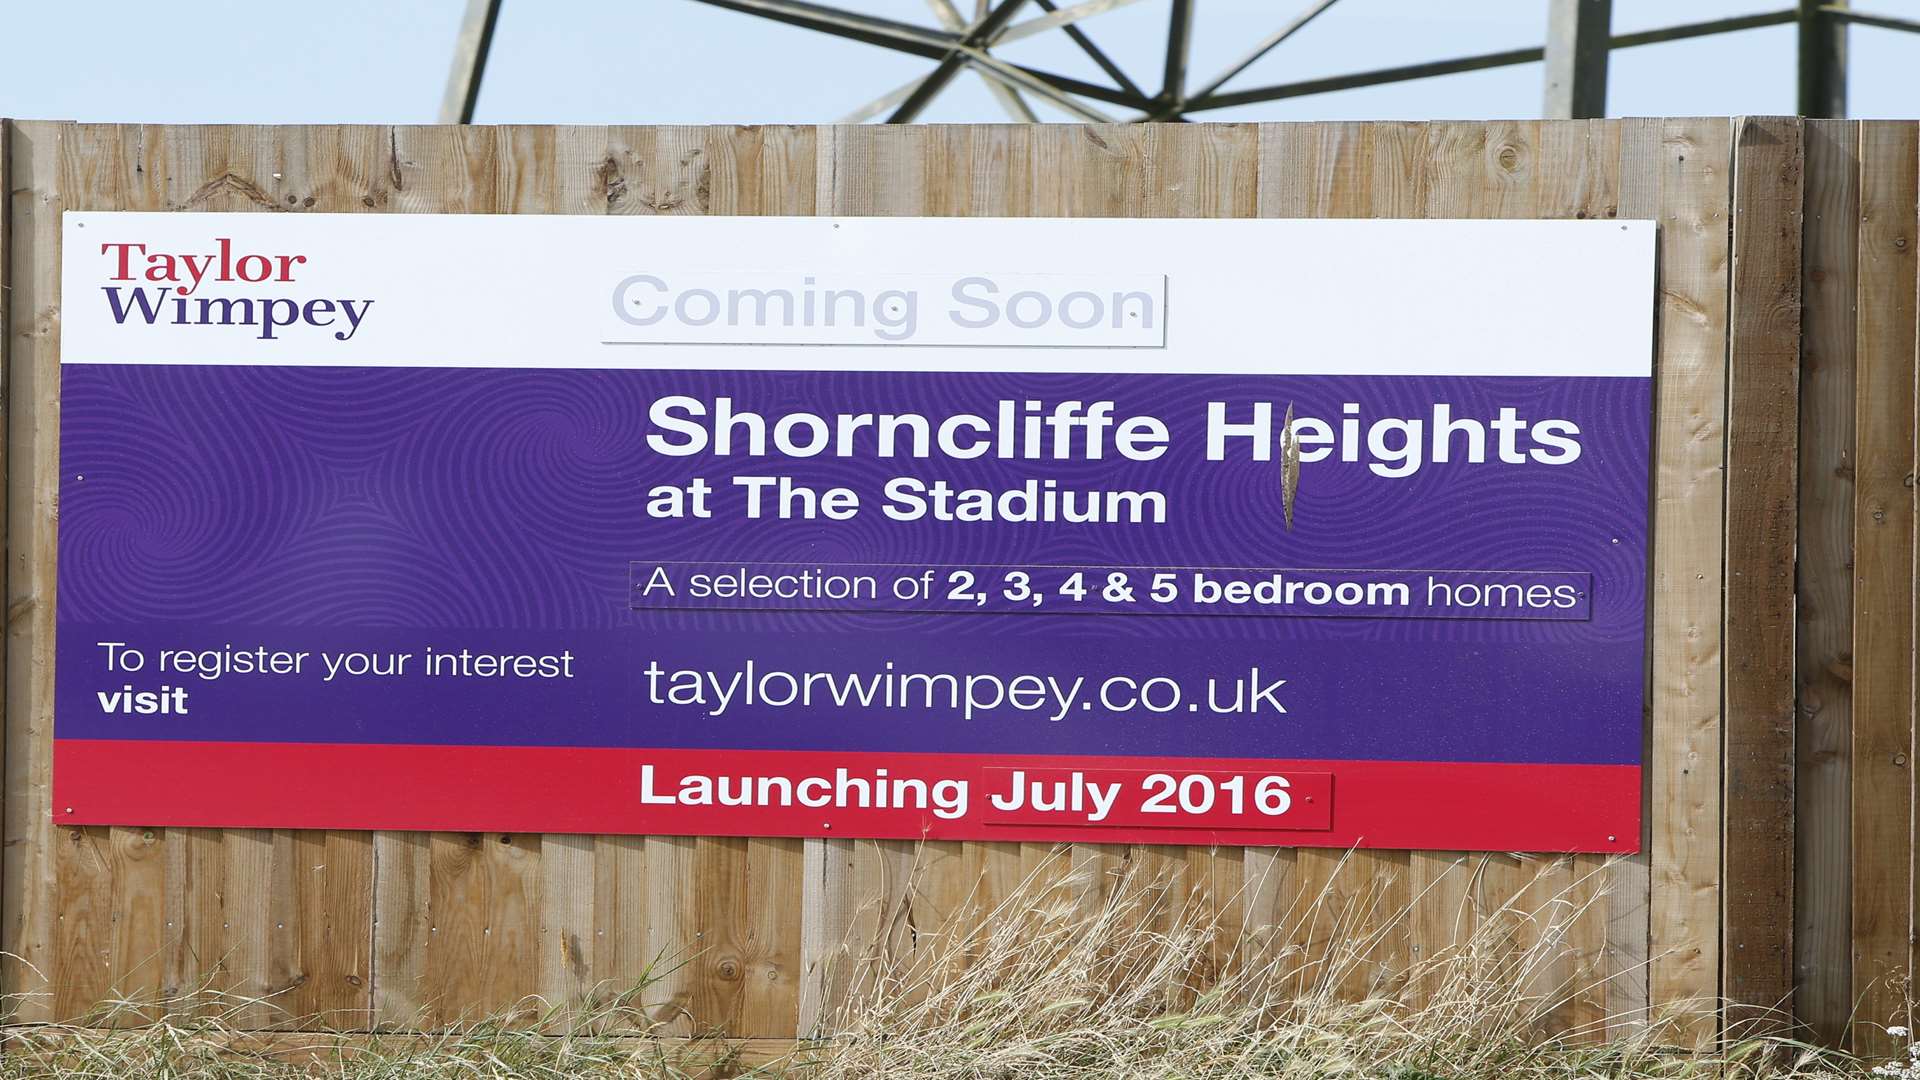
[57,365,1649,770]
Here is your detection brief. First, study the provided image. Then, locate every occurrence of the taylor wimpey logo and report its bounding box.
[99,238,373,341]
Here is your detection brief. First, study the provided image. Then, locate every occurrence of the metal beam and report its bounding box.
[691,0,1149,110]
[926,0,1038,122]
[962,49,1117,121]
[439,0,504,124]
[1824,5,1920,34]
[1033,0,1147,100]
[1160,0,1196,112]
[1800,1,1847,117]
[1013,67,1153,108]
[1543,0,1611,119]
[1610,8,1796,47]
[888,0,1031,122]
[1189,8,1797,112]
[841,76,928,123]
[1188,0,1341,104]
[1002,0,1146,47]
[1193,44,1544,111]
[697,0,1820,124]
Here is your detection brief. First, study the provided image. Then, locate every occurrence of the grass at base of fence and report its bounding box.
[0,853,1899,1079]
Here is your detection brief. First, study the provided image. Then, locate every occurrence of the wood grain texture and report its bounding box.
[421,832,543,1025]
[1646,118,1735,1048]
[1721,115,1803,1030]
[1850,120,1917,1059]
[0,114,9,1032]
[1794,116,1859,1051]
[4,118,68,1026]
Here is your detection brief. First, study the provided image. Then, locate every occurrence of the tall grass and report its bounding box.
[809,852,1863,1079]
[0,852,1889,1078]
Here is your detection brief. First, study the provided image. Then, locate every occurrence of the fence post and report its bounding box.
[1793,116,1859,1050]
[1721,115,1805,1034]
[1849,120,1919,1058]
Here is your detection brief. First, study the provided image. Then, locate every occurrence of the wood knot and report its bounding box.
[185,172,279,210]
[565,932,587,980]
[694,162,713,212]
[594,156,628,209]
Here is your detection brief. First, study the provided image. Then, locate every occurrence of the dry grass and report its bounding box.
[808,852,1867,1079]
[0,853,1888,1078]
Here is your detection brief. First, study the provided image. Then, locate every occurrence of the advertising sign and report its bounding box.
[54,213,1652,850]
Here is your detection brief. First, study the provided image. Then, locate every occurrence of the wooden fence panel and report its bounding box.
[1794,117,1859,1050]
[1646,117,1736,1049]
[1722,115,1804,1029]
[1850,120,1918,1059]
[0,114,9,1028]
[6,119,65,1026]
[22,116,1916,1049]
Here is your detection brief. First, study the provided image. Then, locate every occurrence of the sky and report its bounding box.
[0,0,1915,125]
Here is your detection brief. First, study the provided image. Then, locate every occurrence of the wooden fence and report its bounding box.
[0,117,1912,1055]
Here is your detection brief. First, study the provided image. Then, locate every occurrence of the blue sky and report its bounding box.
[2,1,1915,124]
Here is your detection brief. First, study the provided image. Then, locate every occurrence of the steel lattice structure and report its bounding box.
[441,0,1912,124]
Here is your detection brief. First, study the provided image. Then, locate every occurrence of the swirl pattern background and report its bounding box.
[57,364,1649,765]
